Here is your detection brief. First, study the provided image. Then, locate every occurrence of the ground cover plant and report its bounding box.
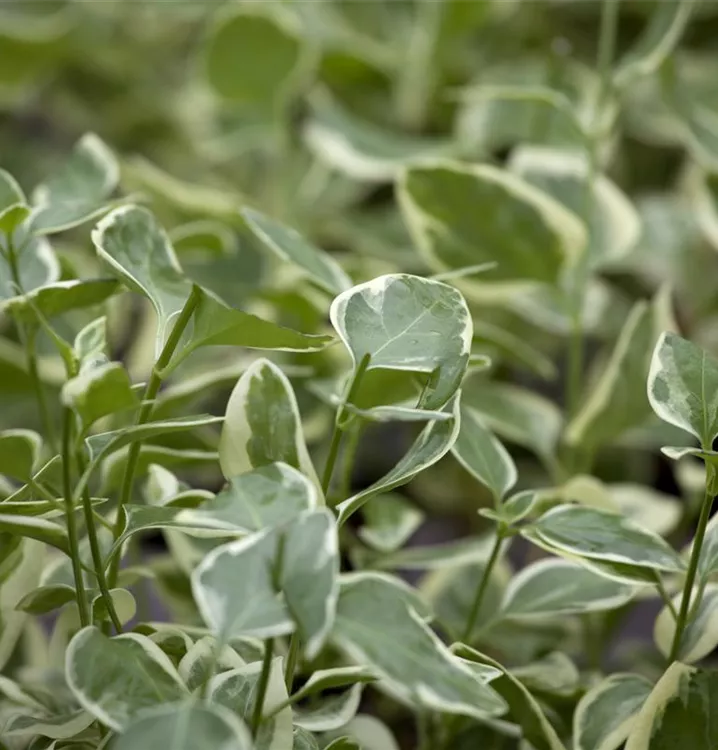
[2,0,718,748]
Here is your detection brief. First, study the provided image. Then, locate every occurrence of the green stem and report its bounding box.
[321,353,371,498]
[61,410,90,627]
[252,639,275,737]
[654,572,678,621]
[107,286,201,589]
[283,631,300,693]
[76,447,123,633]
[336,422,362,502]
[462,531,504,643]
[595,0,620,124]
[669,485,715,662]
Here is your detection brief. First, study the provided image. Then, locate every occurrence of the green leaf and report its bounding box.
[567,289,674,452]
[0,168,25,213]
[192,509,338,658]
[0,515,68,553]
[177,636,246,692]
[0,233,60,302]
[113,702,252,750]
[330,274,472,410]
[337,394,460,525]
[3,278,120,324]
[331,572,506,720]
[453,644,565,750]
[462,377,562,464]
[303,89,452,182]
[522,506,685,583]
[219,359,320,488]
[204,6,304,107]
[451,404,517,500]
[210,658,292,750]
[325,740,360,750]
[31,133,119,235]
[0,202,30,235]
[398,161,585,290]
[286,666,377,705]
[15,584,76,615]
[614,0,696,88]
[329,715,400,750]
[574,673,653,750]
[625,663,718,750]
[170,287,333,370]
[648,331,718,447]
[242,207,351,295]
[654,584,718,664]
[65,627,187,731]
[4,707,94,741]
[509,146,640,269]
[698,515,718,583]
[62,361,138,428]
[293,728,320,750]
[0,429,41,481]
[179,462,317,534]
[294,683,363,732]
[358,494,424,553]
[92,205,191,355]
[511,652,580,699]
[373,534,495,571]
[610,484,682,538]
[170,219,237,257]
[500,558,636,619]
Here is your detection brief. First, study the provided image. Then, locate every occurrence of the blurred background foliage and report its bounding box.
[2,0,718,649]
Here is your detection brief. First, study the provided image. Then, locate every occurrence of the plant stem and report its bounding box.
[337,422,362,502]
[252,639,275,737]
[669,484,715,662]
[654,572,678,621]
[595,0,620,121]
[107,286,200,588]
[61,410,90,627]
[462,531,504,643]
[321,353,371,498]
[283,630,300,693]
[75,447,123,633]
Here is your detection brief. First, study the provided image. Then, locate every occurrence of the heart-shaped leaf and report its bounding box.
[330,274,472,410]
[331,572,506,720]
[219,359,319,488]
[574,673,653,750]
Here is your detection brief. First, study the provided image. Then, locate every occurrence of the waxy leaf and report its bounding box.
[337,395,460,524]
[210,658,292,750]
[31,133,119,234]
[501,558,636,619]
[15,584,77,615]
[574,673,653,750]
[451,404,517,500]
[286,666,377,705]
[294,683,363,732]
[0,233,60,302]
[205,6,303,107]
[219,359,319,487]
[92,205,190,355]
[648,331,718,447]
[65,627,187,730]
[615,0,696,88]
[113,702,252,750]
[177,636,246,692]
[523,506,685,583]
[192,509,338,658]
[654,584,718,664]
[359,494,424,553]
[331,572,506,720]
[625,663,718,750]
[62,361,137,428]
[243,207,351,295]
[398,161,585,288]
[512,652,580,699]
[330,274,472,410]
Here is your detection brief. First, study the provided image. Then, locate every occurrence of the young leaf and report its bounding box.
[0,233,60,302]
[512,652,580,699]
[113,702,252,750]
[373,534,495,571]
[398,161,585,288]
[648,331,718,447]
[15,584,77,615]
[654,584,718,664]
[329,274,472,410]
[65,627,187,730]
[169,287,333,370]
[294,728,320,750]
[0,429,41,481]
[62,361,138,428]
[242,206,351,295]
[286,666,377,705]
[453,644,565,750]
[574,673,653,750]
[0,515,69,553]
[522,506,685,583]
[614,0,696,88]
[501,558,636,619]
[92,205,191,355]
[358,494,424,553]
[337,394,460,524]
[204,5,304,107]
[177,636,246,692]
[343,402,452,423]
[179,462,317,533]
[30,133,119,235]
[192,509,338,658]
[294,683,363,732]
[625,663,718,750]
[451,404,517,501]
[331,572,506,720]
[219,359,320,488]
[0,168,25,214]
[210,657,292,750]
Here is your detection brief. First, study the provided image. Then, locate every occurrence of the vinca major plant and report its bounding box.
[2,0,718,749]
